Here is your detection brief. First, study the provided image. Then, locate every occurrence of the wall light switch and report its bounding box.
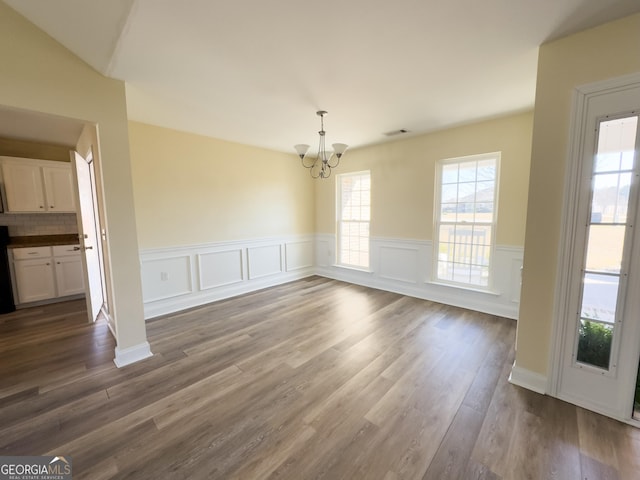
[160,272,169,281]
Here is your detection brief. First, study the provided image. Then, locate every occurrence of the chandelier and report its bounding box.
[294,110,348,179]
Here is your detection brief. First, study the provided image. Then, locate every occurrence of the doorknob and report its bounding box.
[84,246,93,250]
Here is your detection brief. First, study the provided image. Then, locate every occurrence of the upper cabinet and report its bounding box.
[42,164,76,212]
[0,157,76,213]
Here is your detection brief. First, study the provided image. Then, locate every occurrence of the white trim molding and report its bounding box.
[139,234,523,320]
[508,361,547,394]
[114,341,153,368]
[315,234,523,319]
[139,236,315,318]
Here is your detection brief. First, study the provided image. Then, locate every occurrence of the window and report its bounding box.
[337,171,370,269]
[434,153,499,287]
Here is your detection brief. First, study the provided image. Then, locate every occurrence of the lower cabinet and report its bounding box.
[14,257,56,303]
[52,245,84,297]
[12,245,84,304]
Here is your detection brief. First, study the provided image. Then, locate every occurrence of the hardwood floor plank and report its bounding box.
[266,418,380,480]
[1,277,638,479]
[423,324,513,479]
[302,346,400,428]
[463,459,502,480]
[470,351,519,477]
[615,425,640,480]
[422,404,486,480]
[227,424,317,480]
[51,419,159,477]
[73,458,119,480]
[0,389,109,455]
[580,453,620,480]
[576,406,622,470]
[521,392,582,480]
[461,320,514,414]
[0,386,38,407]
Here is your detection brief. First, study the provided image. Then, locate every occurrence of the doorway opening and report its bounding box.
[0,105,113,334]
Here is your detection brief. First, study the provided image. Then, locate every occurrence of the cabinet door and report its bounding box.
[1,162,45,212]
[43,165,76,212]
[14,258,56,303]
[54,255,85,296]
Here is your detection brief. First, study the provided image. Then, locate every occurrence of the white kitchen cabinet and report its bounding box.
[1,157,76,213]
[13,252,56,303]
[43,165,77,212]
[11,245,84,304]
[1,161,46,212]
[53,245,84,296]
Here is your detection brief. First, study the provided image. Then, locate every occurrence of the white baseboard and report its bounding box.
[114,341,153,368]
[508,361,547,394]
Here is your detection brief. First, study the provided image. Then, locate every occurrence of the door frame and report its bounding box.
[548,71,640,425]
[74,124,116,336]
[72,149,105,322]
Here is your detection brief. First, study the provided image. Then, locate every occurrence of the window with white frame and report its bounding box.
[337,171,371,269]
[434,153,500,287]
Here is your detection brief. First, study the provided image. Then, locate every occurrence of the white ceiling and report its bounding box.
[3,0,640,153]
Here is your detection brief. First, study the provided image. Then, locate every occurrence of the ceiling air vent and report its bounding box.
[383,129,410,137]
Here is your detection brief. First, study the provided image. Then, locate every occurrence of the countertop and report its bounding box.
[7,234,80,249]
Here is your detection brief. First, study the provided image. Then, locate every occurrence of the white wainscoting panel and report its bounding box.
[140,236,314,318]
[198,248,243,290]
[316,234,523,319]
[316,238,333,267]
[140,255,192,303]
[140,234,523,320]
[378,245,420,284]
[285,241,313,272]
[248,244,283,279]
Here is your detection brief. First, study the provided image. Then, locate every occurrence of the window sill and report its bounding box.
[426,280,501,296]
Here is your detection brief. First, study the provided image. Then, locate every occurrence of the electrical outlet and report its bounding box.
[160,272,169,281]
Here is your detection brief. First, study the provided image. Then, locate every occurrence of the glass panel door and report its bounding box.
[575,116,638,372]
[555,79,640,422]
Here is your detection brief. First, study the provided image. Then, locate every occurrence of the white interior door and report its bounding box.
[72,150,104,322]
[555,80,640,423]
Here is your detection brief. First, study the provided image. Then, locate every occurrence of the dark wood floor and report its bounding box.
[1,277,639,479]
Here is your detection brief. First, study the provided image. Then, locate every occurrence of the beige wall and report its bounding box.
[0,3,146,351]
[315,111,533,246]
[128,122,315,249]
[516,13,640,375]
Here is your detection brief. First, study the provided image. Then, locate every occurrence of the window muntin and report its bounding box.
[435,153,499,288]
[337,171,370,269]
